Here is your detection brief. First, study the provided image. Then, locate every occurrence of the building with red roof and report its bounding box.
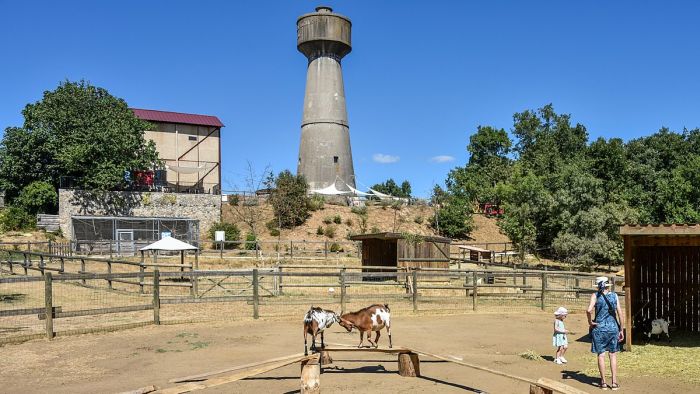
[132,108,224,194]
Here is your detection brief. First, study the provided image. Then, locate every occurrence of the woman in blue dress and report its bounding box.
[587,276,624,390]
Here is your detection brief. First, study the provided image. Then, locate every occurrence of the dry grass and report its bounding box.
[578,334,700,384]
[518,349,544,361]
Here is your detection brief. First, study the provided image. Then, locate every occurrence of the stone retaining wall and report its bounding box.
[58,189,221,239]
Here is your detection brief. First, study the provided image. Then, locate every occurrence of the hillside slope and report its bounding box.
[221,201,510,243]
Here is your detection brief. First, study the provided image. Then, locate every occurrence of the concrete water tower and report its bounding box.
[296,6,356,191]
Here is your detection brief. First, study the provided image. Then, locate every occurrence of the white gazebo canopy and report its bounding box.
[140,236,198,251]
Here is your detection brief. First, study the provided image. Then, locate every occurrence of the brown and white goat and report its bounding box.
[339,304,392,348]
[303,306,340,355]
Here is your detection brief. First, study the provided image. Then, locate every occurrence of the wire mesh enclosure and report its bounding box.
[72,216,199,253]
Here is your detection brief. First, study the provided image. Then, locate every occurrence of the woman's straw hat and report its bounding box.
[554,307,568,316]
[595,276,611,288]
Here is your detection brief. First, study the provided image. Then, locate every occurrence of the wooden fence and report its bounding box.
[0,250,623,343]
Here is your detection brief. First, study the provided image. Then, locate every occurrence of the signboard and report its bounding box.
[161,231,172,239]
[215,231,226,242]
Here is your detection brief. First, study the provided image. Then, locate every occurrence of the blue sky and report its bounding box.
[2,1,700,197]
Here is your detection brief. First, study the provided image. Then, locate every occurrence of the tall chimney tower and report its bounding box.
[296,6,355,191]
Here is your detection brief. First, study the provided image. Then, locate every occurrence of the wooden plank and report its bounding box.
[536,378,589,394]
[156,354,315,393]
[117,385,157,394]
[168,353,306,383]
[38,304,153,320]
[0,306,61,317]
[321,346,411,354]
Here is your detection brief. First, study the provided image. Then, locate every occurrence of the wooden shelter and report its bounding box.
[458,245,493,262]
[350,233,451,272]
[620,224,700,350]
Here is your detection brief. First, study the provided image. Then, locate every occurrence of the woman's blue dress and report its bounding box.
[591,291,620,354]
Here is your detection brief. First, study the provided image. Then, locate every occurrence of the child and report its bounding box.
[553,306,569,364]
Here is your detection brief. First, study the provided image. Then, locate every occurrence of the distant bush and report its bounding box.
[307,195,325,211]
[324,225,337,239]
[332,215,342,224]
[0,206,36,232]
[316,226,324,235]
[16,181,57,215]
[208,222,240,249]
[351,206,367,216]
[227,194,240,206]
[322,216,333,225]
[370,226,380,234]
[244,232,258,250]
[329,242,343,253]
[414,216,424,224]
[269,228,280,237]
[344,218,353,226]
[267,170,310,228]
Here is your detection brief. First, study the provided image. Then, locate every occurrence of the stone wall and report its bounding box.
[58,189,221,239]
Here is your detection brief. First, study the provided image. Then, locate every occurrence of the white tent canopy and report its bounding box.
[310,182,352,196]
[166,163,213,174]
[140,236,198,251]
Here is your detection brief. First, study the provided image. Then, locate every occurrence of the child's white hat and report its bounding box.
[595,276,611,287]
[554,307,568,316]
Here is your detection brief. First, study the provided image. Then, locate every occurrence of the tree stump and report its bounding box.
[398,352,420,377]
[301,357,320,394]
[320,350,333,365]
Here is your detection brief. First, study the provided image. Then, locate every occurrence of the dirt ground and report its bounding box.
[1,312,696,394]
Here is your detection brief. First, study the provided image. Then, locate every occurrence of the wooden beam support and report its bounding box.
[398,352,420,377]
[301,355,320,394]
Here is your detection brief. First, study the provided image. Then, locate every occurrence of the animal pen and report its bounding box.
[621,224,700,350]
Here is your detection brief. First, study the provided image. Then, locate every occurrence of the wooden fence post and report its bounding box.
[39,255,45,275]
[45,272,53,339]
[107,261,113,290]
[59,257,65,273]
[290,241,294,259]
[278,265,284,295]
[472,271,478,312]
[220,240,224,259]
[324,241,328,260]
[109,241,113,260]
[139,251,145,294]
[575,277,580,298]
[192,251,199,297]
[23,252,28,275]
[412,270,418,312]
[340,268,346,314]
[80,258,86,284]
[253,269,259,319]
[153,270,160,325]
[541,272,547,311]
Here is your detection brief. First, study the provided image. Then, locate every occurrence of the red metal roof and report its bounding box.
[131,108,224,128]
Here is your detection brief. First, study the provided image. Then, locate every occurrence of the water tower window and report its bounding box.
[333,156,339,163]
[188,136,197,141]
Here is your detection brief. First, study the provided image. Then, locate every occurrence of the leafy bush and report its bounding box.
[207,222,240,249]
[351,206,367,216]
[324,225,336,238]
[322,216,333,225]
[244,232,258,250]
[307,195,325,211]
[269,228,280,237]
[227,194,240,206]
[332,215,342,224]
[414,216,424,224]
[267,170,310,228]
[370,226,380,234]
[329,242,343,253]
[316,226,324,235]
[0,206,36,232]
[15,181,57,215]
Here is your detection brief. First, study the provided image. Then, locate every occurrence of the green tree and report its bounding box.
[0,80,160,200]
[207,222,241,249]
[429,185,473,238]
[0,206,36,232]
[15,181,58,215]
[268,170,310,228]
[371,178,412,198]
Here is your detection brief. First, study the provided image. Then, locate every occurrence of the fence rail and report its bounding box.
[0,249,623,344]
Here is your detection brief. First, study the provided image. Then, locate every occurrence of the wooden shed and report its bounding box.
[350,233,451,273]
[621,224,700,350]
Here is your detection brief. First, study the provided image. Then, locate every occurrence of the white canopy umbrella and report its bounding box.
[310,182,352,196]
[140,236,198,272]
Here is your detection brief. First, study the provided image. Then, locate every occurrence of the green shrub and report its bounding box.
[207,222,240,249]
[322,216,333,225]
[324,225,336,238]
[332,215,342,224]
[344,218,353,226]
[15,181,58,215]
[351,206,367,216]
[370,226,380,234]
[316,226,324,235]
[227,194,240,206]
[307,195,325,211]
[414,216,424,224]
[269,228,280,237]
[244,232,258,250]
[267,170,310,228]
[329,242,343,253]
[0,206,36,232]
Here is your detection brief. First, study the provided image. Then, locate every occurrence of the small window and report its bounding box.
[188,136,197,141]
[333,156,339,163]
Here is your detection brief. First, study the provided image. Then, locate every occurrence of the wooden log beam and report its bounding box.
[156,354,316,393]
[397,352,420,377]
[301,356,320,394]
[168,353,306,383]
[535,378,589,394]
